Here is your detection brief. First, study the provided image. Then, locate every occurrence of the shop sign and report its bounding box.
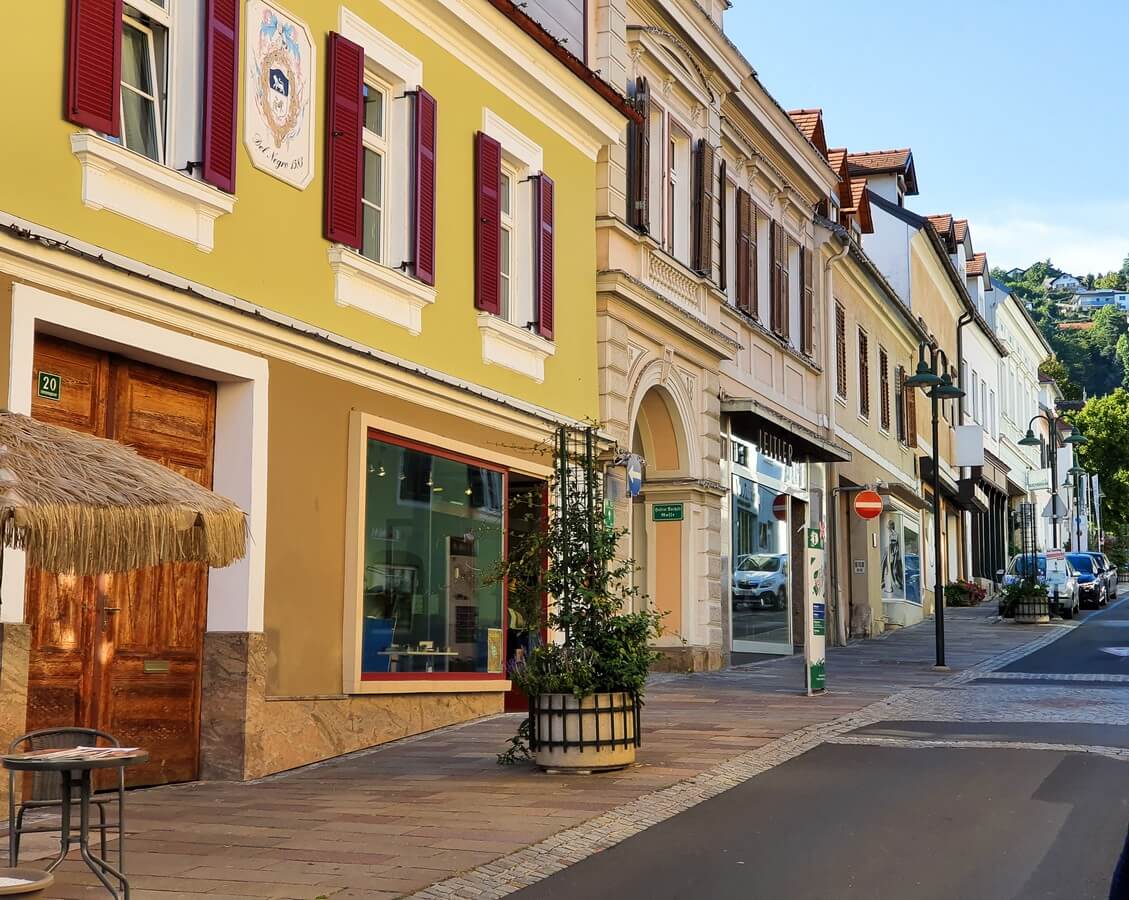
[756,427,795,466]
[652,502,683,522]
[245,0,316,189]
[36,371,61,401]
[805,528,826,694]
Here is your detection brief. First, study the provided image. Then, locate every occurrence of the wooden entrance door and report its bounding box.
[27,335,216,787]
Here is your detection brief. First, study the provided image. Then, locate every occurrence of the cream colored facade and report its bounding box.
[592,0,841,667]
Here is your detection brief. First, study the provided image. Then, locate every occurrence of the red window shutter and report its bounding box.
[536,173,555,340]
[66,0,123,134]
[413,87,437,285]
[202,0,240,193]
[474,131,502,315]
[323,32,364,249]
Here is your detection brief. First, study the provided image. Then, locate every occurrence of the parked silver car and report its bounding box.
[999,552,1081,619]
[732,553,788,610]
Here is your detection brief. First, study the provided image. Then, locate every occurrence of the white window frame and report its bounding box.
[668,118,692,265]
[120,1,172,165]
[360,77,391,265]
[499,164,518,322]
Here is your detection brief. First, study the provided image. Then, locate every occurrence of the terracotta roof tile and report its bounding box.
[851,178,874,234]
[787,108,827,159]
[967,252,988,276]
[1058,321,1094,331]
[926,214,953,234]
[953,219,968,243]
[828,147,848,175]
[848,148,918,196]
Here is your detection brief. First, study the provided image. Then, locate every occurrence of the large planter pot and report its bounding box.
[529,691,639,773]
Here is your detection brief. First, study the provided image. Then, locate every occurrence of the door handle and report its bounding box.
[103,607,121,613]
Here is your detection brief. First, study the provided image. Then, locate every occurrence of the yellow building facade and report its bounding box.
[0,0,628,784]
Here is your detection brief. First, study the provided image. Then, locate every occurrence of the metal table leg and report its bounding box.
[43,771,74,873]
[76,770,130,899]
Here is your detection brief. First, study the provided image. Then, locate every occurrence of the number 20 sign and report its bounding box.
[37,371,61,402]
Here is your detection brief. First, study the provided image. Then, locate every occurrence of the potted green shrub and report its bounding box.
[495,427,662,772]
[999,579,1049,623]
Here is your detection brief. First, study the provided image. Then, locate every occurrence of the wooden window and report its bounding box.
[412,88,437,285]
[499,167,515,318]
[324,32,366,250]
[857,327,870,419]
[879,346,890,432]
[626,76,651,233]
[692,140,715,276]
[535,173,555,339]
[202,0,240,192]
[119,6,168,163]
[906,376,918,448]
[770,221,788,337]
[474,131,503,315]
[895,365,907,443]
[735,189,752,315]
[67,0,124,134]
[718,160,727,291]
[800,246,814,355]
[835,303,847,400]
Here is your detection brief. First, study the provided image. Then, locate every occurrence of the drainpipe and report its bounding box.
[823,235,851,647]
[955,312,974,582]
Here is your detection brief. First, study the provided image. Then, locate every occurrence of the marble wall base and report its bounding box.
[201,633,503,781]
[651,644,722,673]
[0,623,30,804]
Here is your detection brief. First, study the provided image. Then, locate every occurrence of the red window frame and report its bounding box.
[360,428,509,681]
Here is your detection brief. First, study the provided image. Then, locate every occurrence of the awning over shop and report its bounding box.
[1005,475,1027,499]
[957,477,990,514]
[880,481,928,511]
[976,450,1011,496]
[722,396,851,464]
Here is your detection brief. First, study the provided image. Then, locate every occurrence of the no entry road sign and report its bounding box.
[773,493,789,521]
[854,490,883,520]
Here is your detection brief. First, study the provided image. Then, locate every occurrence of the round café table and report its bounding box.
[2,749,148,899]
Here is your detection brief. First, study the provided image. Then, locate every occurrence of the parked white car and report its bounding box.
[733,554,788,610]
[999,552,1081,619]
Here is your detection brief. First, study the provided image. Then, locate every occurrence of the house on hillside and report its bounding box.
[1044,273,1083,292]
[1005,266,1026,280]
[1071,289,1129,313]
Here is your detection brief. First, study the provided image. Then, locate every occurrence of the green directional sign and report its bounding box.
[37,371,61,402]
[652,502,684,522]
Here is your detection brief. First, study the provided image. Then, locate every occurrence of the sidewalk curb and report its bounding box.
[407,622,1073,900]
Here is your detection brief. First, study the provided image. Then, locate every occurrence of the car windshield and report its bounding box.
[1068,554,1095,574]
[737,555,780,573]
[1011,556,1046,577]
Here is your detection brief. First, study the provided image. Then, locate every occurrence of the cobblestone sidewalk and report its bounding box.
[37,606,1064,899]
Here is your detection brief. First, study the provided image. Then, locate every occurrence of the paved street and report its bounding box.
[511,598,1129,900]
[24,603,1062,898]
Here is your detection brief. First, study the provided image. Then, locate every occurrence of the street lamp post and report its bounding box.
[905,342,964,670]
[1017,413,1086,551]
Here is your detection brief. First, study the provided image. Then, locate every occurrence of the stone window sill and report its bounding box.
[70,133,235,252]
[347,679,512,695]
[476,313,556,382]
[328,247,437,334]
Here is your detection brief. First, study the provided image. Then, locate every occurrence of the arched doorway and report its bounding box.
[631,386,689,645]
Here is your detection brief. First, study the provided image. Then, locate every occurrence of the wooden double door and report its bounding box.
[27,335,216,787]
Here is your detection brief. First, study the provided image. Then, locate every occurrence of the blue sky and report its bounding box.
[725,2,1129,277]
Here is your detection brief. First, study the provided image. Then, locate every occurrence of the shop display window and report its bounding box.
[360,432,506,678]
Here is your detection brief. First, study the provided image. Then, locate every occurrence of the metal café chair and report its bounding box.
[7,727,125,868]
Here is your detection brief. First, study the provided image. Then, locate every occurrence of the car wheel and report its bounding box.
[775,589,786,611]
[1061,599,1074,620]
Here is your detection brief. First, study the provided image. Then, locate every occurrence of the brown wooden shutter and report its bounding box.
[858,328,870,419]
[202,0,240,192]
[835,303,847,399]
[735,188,751,313]
[750,203,759,320]
[66,0,123,134]
[626,76,650,233]
[323,32,365,249]
[800,245,814,355]
[718,160,727,291]
[535,173,555,339]
[906,377,918,448]
[692,140,715,276]
[895,365,907,442]
[474,131,502,315]
[879,347,890,431]
[413,87,438,285]
[771,224,789,338]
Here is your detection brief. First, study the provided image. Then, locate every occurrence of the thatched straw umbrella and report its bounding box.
[0,410,247,577]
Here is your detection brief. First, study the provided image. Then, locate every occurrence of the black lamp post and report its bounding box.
[1069,465,1088,551]
[905,342,963,670]
[1017,414,1086,550]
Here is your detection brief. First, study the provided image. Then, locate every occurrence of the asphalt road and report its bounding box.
[514,603,1129,900]
[1001,594,1129,675]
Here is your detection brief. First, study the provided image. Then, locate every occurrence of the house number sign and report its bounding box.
[37,371,61,401]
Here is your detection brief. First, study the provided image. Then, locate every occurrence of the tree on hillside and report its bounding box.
[1040,358,1082,401]
[1095,271,1127,290]
[1117,334,1129,389]
[1076,390,1129,536]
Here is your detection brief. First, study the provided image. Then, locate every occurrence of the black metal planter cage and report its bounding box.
[1012,501,1049,619]
[527,692,642,755]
